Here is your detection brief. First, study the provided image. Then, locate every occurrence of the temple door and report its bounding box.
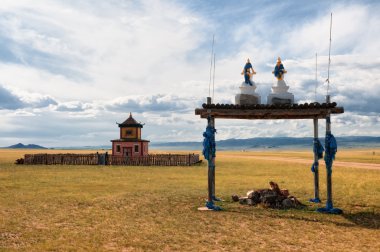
[123,147,132,157]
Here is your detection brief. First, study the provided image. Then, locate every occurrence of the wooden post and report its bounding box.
[211,117,216,200]
[325,95,333,208]
[207,116,215,204]
[207,96,212,105]
[206,96,215,204]
[311,118,320,203]
[202,98,222,210]
[317,95,342,214]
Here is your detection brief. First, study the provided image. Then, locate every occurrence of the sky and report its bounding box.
[0,0,379,147]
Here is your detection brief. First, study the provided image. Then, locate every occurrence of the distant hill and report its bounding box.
[150,136,380,150]
[7,137,377,151]
[6,143,47,149]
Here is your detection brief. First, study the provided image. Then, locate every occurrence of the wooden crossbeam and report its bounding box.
[195,107,344,120]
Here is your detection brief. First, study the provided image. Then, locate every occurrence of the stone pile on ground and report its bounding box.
[232,181,305,209]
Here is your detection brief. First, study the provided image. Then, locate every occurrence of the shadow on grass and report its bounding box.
[342,212,380,229]
[219,202,380,229]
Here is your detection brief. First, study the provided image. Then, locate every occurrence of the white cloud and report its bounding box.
[0,0,208,100]
[0,1,379,147]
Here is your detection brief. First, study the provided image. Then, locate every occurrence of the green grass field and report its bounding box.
[1,149,379,251]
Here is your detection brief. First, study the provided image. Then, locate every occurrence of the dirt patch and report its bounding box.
[231,155,380,170]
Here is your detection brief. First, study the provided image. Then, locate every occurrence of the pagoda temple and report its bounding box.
[111,113,150,157]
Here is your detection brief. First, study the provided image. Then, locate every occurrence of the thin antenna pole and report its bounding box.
[326,13,332,96]
[315,53,318,101]
[208,35,215,97]
[212,53,216,101]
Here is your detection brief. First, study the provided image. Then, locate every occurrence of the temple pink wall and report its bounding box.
[112,141,149,157]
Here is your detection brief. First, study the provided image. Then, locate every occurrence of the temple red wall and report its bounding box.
[112,141,149,157]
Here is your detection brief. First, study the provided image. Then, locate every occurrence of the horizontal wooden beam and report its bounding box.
[195,107,344,120]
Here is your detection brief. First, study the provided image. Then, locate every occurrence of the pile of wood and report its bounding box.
[232,181,304,209]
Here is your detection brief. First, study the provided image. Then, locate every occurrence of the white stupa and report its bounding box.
[235,81,261,105]
[235,58,261,105]
[267,57,294,105]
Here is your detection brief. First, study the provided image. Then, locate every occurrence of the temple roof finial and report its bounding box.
[118,112,143,128]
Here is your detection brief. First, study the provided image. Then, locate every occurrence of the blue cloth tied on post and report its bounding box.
[202,126,216,161]
[324,133,337,174]
[311,138,324,172]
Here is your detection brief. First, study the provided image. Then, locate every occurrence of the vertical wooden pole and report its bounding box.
[207,119,215,203]
[317,95,342,213]
[207,97,212,105]
[312,118,320,202]
[206,97,213,203]
[211,117,216,199]
[325,95,333,208]
[203,96,221,210]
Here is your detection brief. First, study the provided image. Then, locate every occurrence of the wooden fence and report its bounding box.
[23,153,201,166]
[109,154,200,166]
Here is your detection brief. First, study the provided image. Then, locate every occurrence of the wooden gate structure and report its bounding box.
[195,96,344,213]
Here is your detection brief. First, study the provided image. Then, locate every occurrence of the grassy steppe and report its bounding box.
[0,149,379,251]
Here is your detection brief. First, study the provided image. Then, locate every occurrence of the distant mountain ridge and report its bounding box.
[5,143,47,149]
[150,136,380,150]
[3,137,379,150]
